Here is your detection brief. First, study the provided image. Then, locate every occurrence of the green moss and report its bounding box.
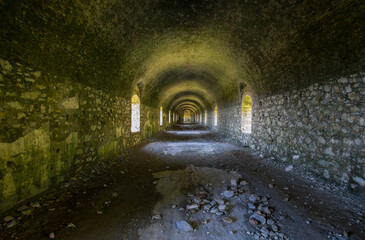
[0,124,78,213]
[98,141,118,162]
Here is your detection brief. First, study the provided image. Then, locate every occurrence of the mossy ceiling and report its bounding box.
[1,0,364,113]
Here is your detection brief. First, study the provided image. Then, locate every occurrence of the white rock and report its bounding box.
[152,214,162,220]
[285,165,293,172]
[223,190,234,198]
[3,216,14,222]
[353,176,365,187]
[6,220,17,228]
[230,179,237,186]
[240,180,248,185]
[49,232,55,239]
[186,204,199,210]
[218,204,227,211]
[176,221,193,232]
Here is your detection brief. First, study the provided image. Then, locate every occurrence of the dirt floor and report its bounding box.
[1,124,364,240]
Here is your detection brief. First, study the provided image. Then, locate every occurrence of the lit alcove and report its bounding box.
[241,95,252,133]
[131,94,140,132]
[205,110,207,124]
[214,105,218,126]
[160,106,163,126]
[169,110,171,123]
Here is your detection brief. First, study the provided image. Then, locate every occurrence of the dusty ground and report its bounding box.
[1,124,364,240]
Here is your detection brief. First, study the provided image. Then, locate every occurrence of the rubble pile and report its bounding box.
[153,175,289,239]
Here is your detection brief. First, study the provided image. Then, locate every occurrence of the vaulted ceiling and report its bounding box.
[1,0,364,114]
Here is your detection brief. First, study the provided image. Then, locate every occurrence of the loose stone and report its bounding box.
[176,220,193,232]
[223,190,234,198]
[223,217,233,223]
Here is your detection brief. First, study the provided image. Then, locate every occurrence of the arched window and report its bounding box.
[199,113,202,123]
[242,95,252,133]
[214,105,218,126]
[173,112,175,122]
[131,94,140,132]
[160,106,163,126]
[169,110,171,123]
[204,110,207,124]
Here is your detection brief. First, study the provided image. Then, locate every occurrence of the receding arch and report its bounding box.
[131,94,140,133]
[183,110,191,122]
[242,95,252,133]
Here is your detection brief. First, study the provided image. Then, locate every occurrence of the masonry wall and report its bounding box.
[0,59,165,214]
[218,74,365,192]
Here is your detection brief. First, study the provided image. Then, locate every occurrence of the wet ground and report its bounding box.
[1,124,364,240]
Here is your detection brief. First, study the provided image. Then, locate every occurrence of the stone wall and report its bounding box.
[218,74,365,192]
[0,59,168,214]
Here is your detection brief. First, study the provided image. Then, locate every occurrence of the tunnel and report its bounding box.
[0,0,364,239]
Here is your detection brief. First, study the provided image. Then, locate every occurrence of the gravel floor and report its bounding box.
[1,124,364,240]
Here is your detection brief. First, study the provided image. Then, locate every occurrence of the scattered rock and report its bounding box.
[201,219,210,224]
[3,216,14,222]
[267,219,275,225]
[250,213,266,224]
[49,232,55,239]
[249,194,259,202]
[262,206,271,215]
[66,223,76,228]
[152,214,162,220]
[218,204,227,211]
[176,220,193,232]
[230,179,237,186]
[21,209,33,215]
[17,205,28,212]
[272,224,279,232]
[6,220,17,228]
[186,204,199,209]
[249,218,259,226]
[240,180,248,185]
[223,217,233,223]
[31,202,41,208]
[223,190,234,198]
[285,165,294,172]
[248,203,256,210]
